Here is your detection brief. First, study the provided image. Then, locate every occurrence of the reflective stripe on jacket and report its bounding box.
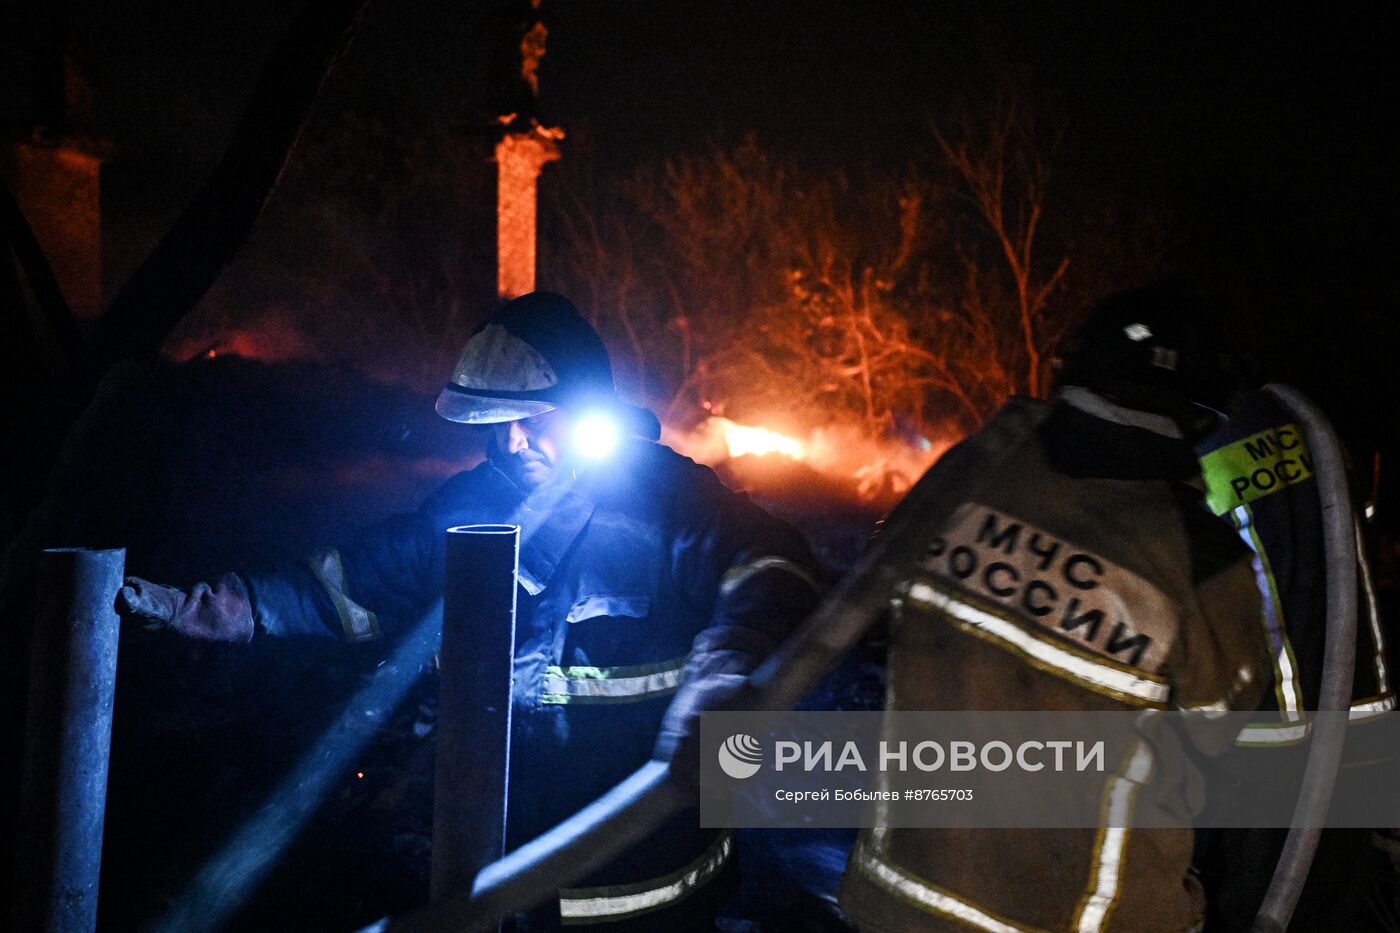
[839,394,1270,933]
[558,830,734,924]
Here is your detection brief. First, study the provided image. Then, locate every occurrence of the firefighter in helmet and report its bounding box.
[837,283,1272,932]
[118,291,823,930]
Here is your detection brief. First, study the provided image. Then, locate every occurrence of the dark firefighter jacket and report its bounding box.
[1196,390,1393,742]
[1193,390,1395,932]
[242,438,823,929]
[839,389,1272,933]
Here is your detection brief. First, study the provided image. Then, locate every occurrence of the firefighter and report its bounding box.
[1194,388,1396,931]
[116,291,823,931]
[837,284,1273,932]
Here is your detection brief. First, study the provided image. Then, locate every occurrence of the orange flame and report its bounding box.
[714,418,806,460]
[663,415,946,505]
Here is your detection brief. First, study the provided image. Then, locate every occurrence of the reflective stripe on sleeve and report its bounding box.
[1236,720,1312,746]
[1235,695,1396,746]
[541,656,688,705]
[1234,505,1306,722]
[1350,695,1396,720]
[306,547,379,642]
[905,582,1170,707]
[1357,518,1392,697]
[854,838,1043,933]
[720,555,821,598]
[1073,738,1155,932]
[558,830,732,923]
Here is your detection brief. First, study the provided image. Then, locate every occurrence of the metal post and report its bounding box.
[12,547,124,933]
[432,525,519,903]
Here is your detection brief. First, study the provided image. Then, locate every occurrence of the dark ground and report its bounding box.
[33,355,881,932]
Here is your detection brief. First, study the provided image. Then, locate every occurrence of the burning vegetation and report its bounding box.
[666,415,943,506]
[533,102,1168,502]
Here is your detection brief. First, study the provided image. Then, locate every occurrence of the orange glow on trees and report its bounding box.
[542,88,1174,499]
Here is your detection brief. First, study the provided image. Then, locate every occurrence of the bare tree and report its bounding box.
[544,135,1042,439]
[934,89,1069,396]
[543,90,1168,452]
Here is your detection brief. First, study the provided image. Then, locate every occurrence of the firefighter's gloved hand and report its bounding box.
[115,573,255,643]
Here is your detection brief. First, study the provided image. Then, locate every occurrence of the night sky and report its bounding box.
[2,1,1396,440]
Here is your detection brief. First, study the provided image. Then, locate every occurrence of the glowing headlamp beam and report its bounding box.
[571,412,621,461]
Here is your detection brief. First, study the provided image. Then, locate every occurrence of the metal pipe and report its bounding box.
[432,525,520,904]
[1252,385,1358,933]
[11,547,124,933]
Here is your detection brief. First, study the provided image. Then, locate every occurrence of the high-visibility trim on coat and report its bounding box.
[853,839,1046,933]
[1223,507,1393,748]
[720,555,822,598]
[541,656,689,704]
[1231,505,1305,720]
[1234,720,1311,746]
[1071,739,1156,933]
[855,735,1161,933]
[306,547,379,642]
[1357,518,1392,698]
[904,582,1171,707]
[1350,695,1397,718]
[1235,695,1398,746]
[557,830,733,924]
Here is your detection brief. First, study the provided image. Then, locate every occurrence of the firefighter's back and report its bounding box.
[841,284,1271,933]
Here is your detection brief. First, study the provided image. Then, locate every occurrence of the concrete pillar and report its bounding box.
[494,124,562,300]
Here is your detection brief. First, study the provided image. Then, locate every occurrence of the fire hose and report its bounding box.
[382,386,1357,933]
[1250,384,1358,933]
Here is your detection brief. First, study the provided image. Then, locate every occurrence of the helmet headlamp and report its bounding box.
[571,411,622,461]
